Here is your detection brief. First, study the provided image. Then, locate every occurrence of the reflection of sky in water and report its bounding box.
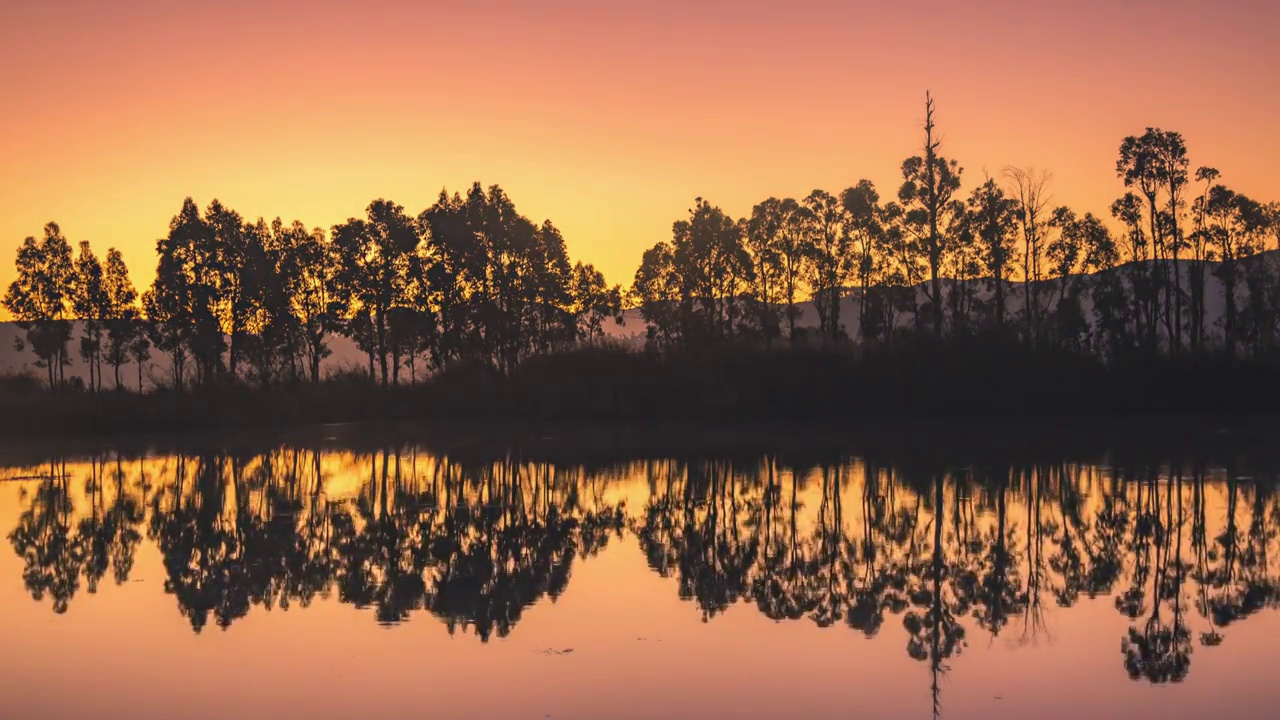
[0,444,1277,720]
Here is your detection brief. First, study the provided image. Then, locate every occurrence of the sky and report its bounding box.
[1,0,1278,315]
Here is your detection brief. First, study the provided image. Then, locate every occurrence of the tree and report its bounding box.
[101,249,139,390]
[745,198,787,345]
[1154,131,1190,352]
[1118,129,1188,351]
[570,262,623,341]
[331,200,421,386]
[204,201,252,379]
[145,198,224,389]
[631,241,680,347]
[877,201,927,335]
[776,198,809,343]
[1046,208,1096,349]
[3,223,75,389]
[1005,167,1053,344]
[416,184,585,370]
[528,220,576,354]
[127,323,152,393]
[71,242,108,392]
[963,179,1019,332]
[273,220,336,383]
[1202,186,1270,355]
[1189,167,1220,352]
[942,197,981,333]
[899,93,963,337]
[142,251,188,396]
[1111,192,1157,351]
[802,189,851,345]
[632,199,746,348]
[418,189,476,367]
[842,181,884,342]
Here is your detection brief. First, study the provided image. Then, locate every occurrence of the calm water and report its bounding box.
[1,430,1278,720]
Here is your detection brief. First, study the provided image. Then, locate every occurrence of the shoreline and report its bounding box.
[4,413,1280,468]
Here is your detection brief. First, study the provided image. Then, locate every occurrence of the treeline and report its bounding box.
[4,185,623,391]
[633,95,1280,357]
[5,94,1280,399]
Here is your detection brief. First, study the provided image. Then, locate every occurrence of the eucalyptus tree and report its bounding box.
[1072,212,1124,356]
[876,201,926,335]
[1111,192,1157,351]
[570,262,623,341]
[1154,130,1191,351]
[239,218,295,388]
[101,248,139,390]
[204,201,255,379]
[3,223,75,389]
[145,198,224,389]
[464,183,540,370]
[745,198,787,345]
[142,244,189,395]
[1005,167,1053,344]
[1045,208,1094,349]
[527,220,576,354]
[842,180,884,342]
[899,93,963,338]
[777,198,808,342]
[1202,186,1270,355]
[71,241,108,392]
[802,189,851,345]
[331,199,421,386]
[1189,167,1221,352]
[631,241,681,347]
[942,201,982,333]
[417,183,586,370]
[1268,202,1280,250]
[418,188,478,366]
[631,199,746,348]
[271,220,335,383]
[678,198,749,344]
[127,326,152,393]
[963,179,1019,332]
[1118,129,1188,350]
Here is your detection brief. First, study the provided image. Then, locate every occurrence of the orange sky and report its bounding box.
[2,0,1277,312]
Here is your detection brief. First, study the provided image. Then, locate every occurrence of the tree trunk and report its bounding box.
[995,269,1005,331]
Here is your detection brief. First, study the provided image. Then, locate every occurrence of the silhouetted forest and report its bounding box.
[7,439,1280,709]
[5,95,1280,430]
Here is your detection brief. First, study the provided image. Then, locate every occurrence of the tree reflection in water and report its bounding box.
[8,442,1280,705]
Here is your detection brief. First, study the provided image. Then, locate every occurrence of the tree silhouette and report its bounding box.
[898,93,963,338]
[1006,167,1053,345]
[963,179,1019,333]
[842,181,887,342]
[802,189,852,345]
[100,248,141,390]
[3,223,75,389]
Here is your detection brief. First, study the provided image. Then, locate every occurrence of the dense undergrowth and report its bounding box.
[3,340,1279,439]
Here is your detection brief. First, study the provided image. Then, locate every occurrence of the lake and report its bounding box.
[1,426,1277,720]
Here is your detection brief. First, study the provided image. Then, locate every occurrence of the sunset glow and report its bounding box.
[2,0,1277,307]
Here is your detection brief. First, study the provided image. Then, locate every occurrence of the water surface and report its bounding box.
[1,430,1277,719]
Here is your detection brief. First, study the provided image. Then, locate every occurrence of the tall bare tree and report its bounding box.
[1005,167,1053,345]
[899,93,963,338]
